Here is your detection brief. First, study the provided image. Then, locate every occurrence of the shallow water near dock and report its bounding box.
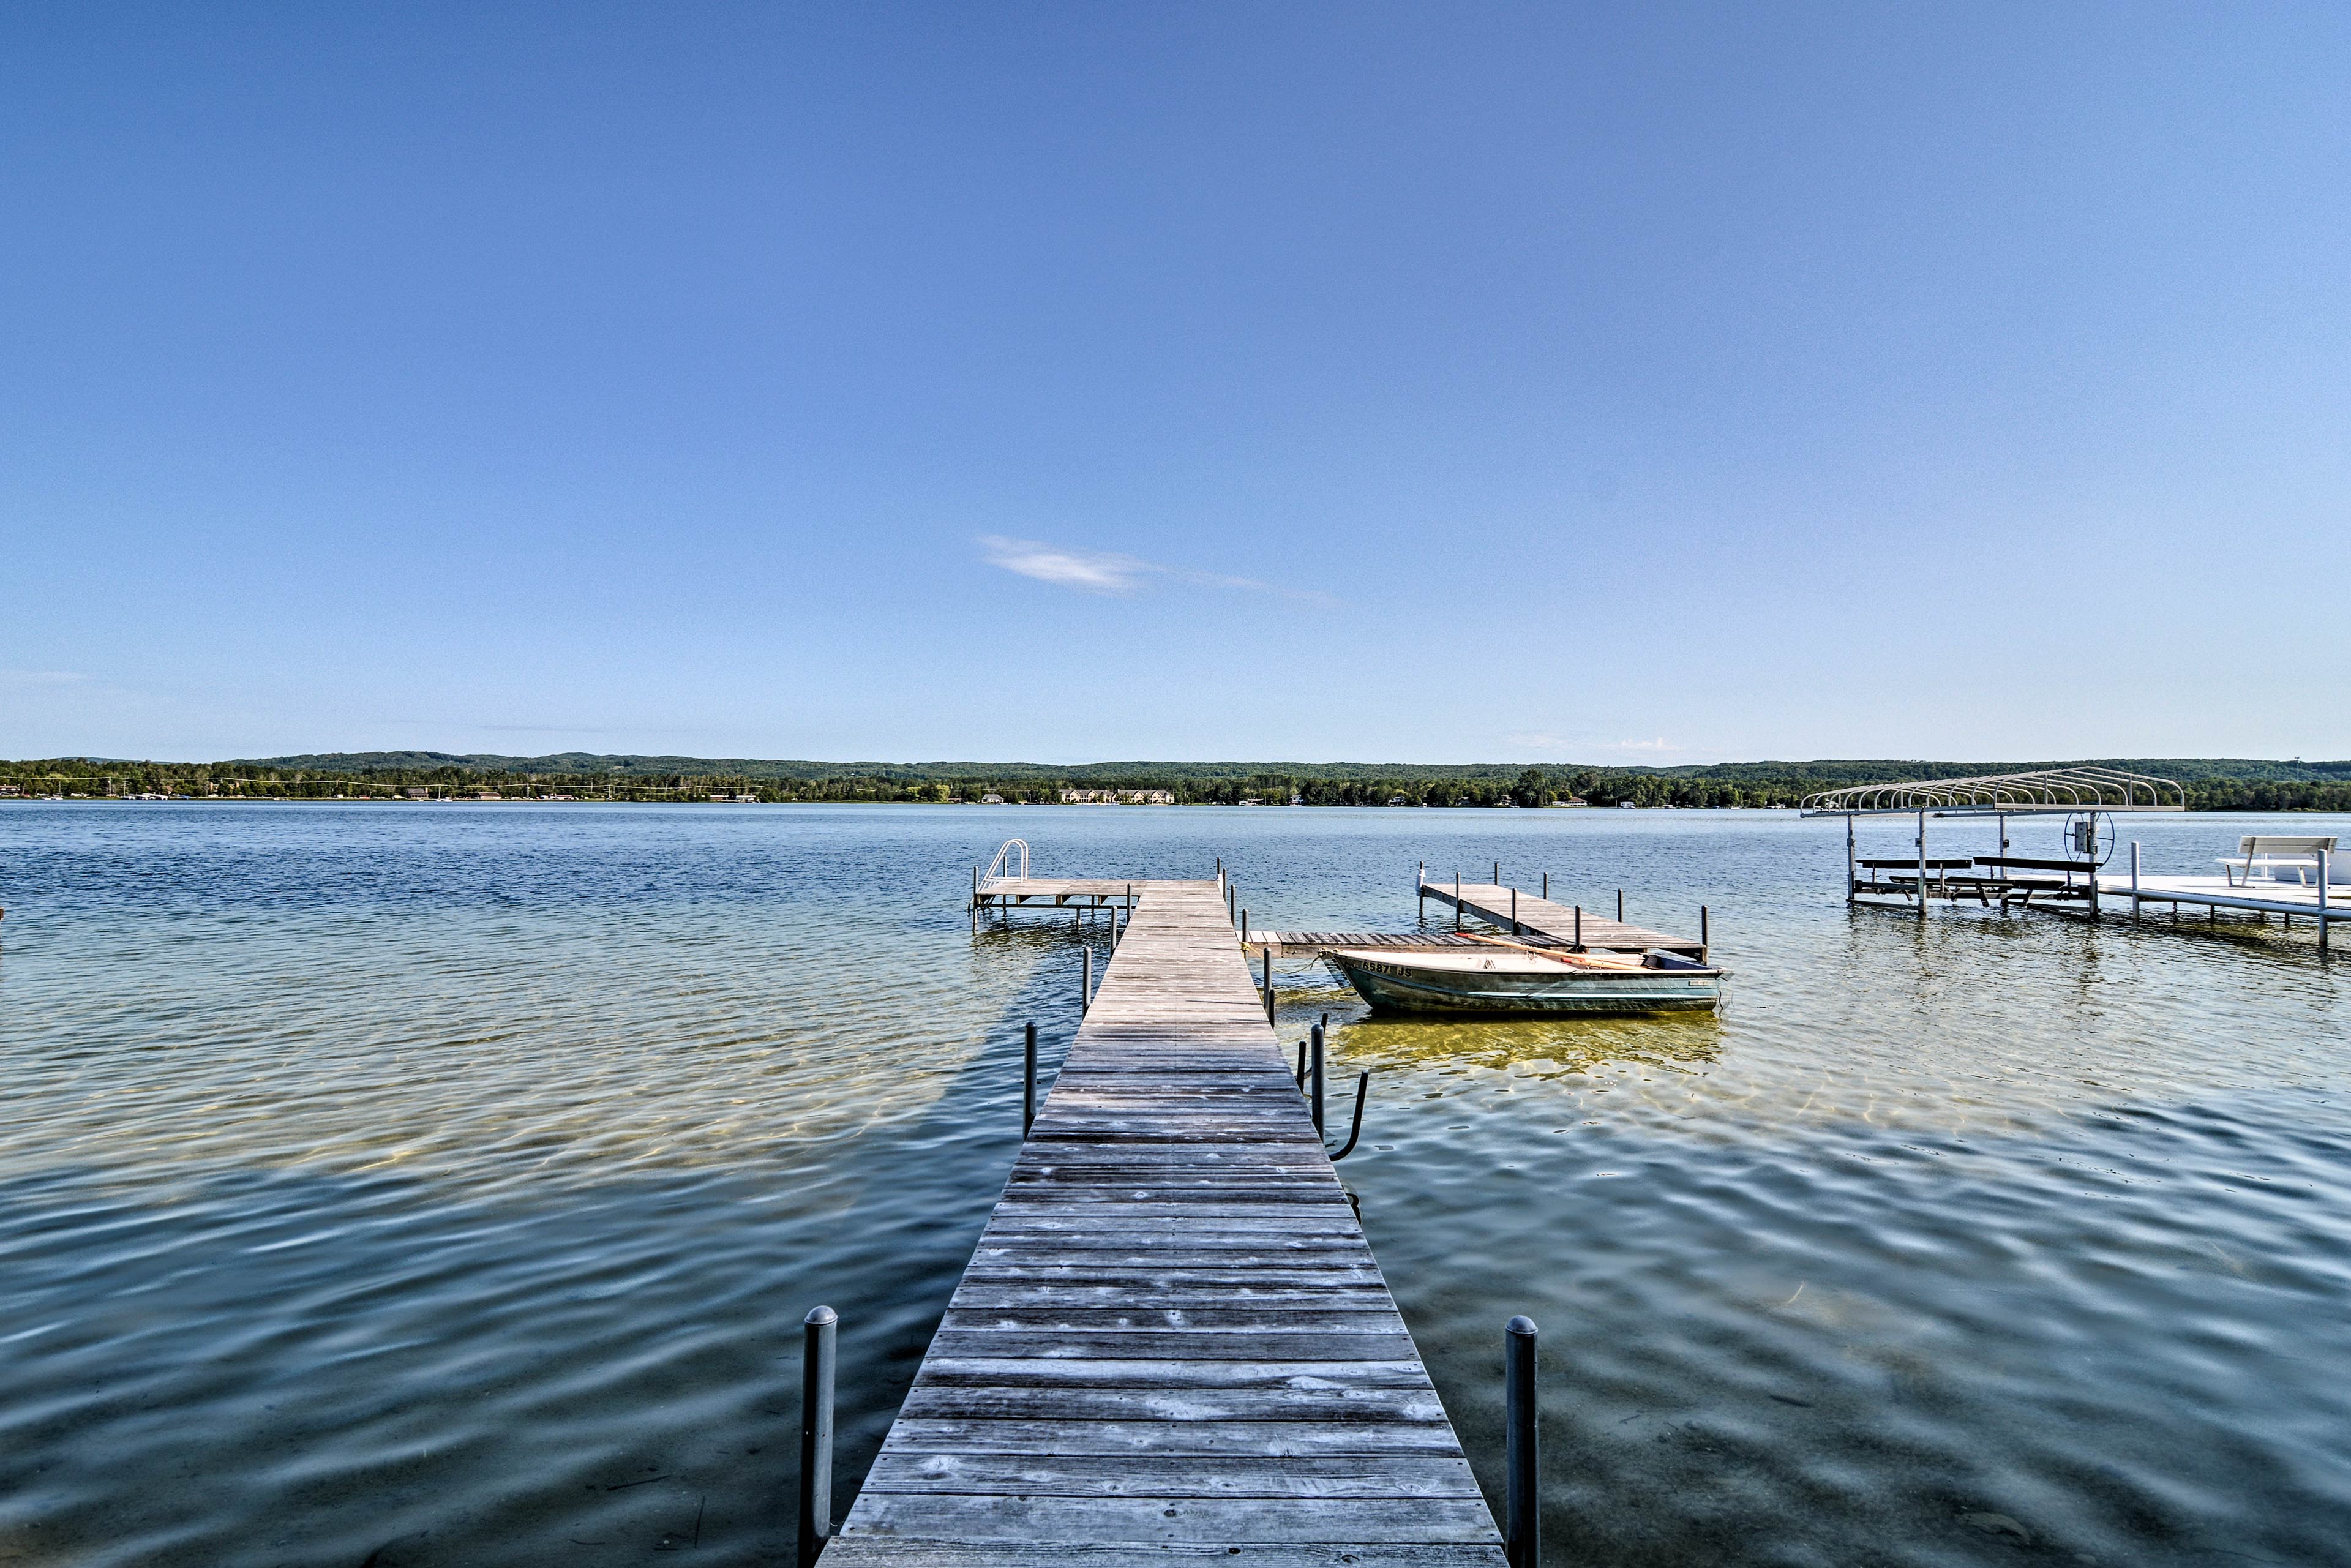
[2,802,2347,1566]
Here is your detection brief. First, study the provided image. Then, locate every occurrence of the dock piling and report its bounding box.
[1573,905,1582,950]
[2131,842,2142,923]
[798,1305,837,1568]
[1542,871,1548,900]
[1917,809,1929,918]
[2322,849,2333,955]
[1505,1315,1539,1568]
[1510,887,1518,932]
[1296,1040,1307,1089]
[1082,946,1093,1015]
[1310,1022,1325,1135]
[1022,1022,1037,1137]
[1455,872,1462,932]
[1700,906,1709,962]
[1262,947,1275,1026]
[1616,888,1623,922]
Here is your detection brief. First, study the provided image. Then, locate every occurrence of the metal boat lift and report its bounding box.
[1801,767,2186,921]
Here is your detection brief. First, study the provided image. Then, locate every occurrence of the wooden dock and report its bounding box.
[825,877,1507,1565]
[1417,878,1704,959]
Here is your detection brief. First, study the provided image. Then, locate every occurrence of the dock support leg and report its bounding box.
[2131,842,2141,923]
[1917,809,1928,919]
[1573,906,1582,951]
[1845,814,1856,904]
[1505,1316,1539,1568]
[1082,946,1092,1016]
[2322,850,2333,956]
[1455,874,1461,932]
[798,1306,837,1568]
[1023,1022,1037,1138]
[1617,888,1624,923]
[1700,905,1709,964]
[1263,947,1275,1026]
[2086,812,2101,921]
[1310,1023,1325,1135]
[1542,871,1548,901]
[1511,887,1518,934]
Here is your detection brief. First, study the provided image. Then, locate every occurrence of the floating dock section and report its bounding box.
[825,877,1507,1565]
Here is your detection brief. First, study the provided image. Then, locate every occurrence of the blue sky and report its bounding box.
[4,3,2346,765]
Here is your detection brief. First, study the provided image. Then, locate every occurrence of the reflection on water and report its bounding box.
[2,803,2347,1566]
[1302,971,1727,1079]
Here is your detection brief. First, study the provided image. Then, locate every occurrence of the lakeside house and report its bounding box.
[1059,789,1177,805]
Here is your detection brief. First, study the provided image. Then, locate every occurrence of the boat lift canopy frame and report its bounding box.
[1802,767,2187,919]
[1798,766,2186,819]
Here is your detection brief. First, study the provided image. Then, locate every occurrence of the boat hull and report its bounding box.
[1329,951,1722,1015]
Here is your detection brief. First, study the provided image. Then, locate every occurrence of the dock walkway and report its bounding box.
[825,878,1506,1566]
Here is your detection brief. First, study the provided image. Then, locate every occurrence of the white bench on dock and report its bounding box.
[2219,835,2338,887]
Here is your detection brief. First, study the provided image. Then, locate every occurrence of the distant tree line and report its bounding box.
[6,756,2349,812]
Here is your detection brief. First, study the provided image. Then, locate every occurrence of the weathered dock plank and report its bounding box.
[821,879,1506,1566]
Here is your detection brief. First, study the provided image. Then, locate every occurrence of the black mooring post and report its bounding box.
[1296,1040,1307,1090]
[1022,1021,1037,1138]
[798,1305,838,1568]
[1700,904,1711,964]
[1310,1022,1325,1135]
[1505,1315,1539,1568]
[1617,888,1624,922]
[1573,905,1583,951]
[1262,946,1275,1026]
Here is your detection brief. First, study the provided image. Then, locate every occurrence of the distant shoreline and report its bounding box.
[5,754,2347,813]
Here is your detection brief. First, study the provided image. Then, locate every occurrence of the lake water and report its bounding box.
[2,802,2347,1567]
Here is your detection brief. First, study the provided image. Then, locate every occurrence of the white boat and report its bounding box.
[1327,940,1723,1016]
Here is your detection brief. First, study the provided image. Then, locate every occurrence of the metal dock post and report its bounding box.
[1022,1021,1037,1137]
[798,1305,837,1567]
[2131,842,2142,922]
[1309,1022,1325,1135]
[2322,849,2333,955]
[1082,946,1092,1015]
[1505,1315,1539,1568]
[1917,809,1928,917]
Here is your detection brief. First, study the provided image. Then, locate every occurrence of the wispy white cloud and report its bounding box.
[0,669,92,688]
[977,537,1150,595]
[1607,737,1682,753]
[978,536,1333,604]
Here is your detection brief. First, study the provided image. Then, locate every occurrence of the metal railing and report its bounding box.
[980,838,1031,887]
